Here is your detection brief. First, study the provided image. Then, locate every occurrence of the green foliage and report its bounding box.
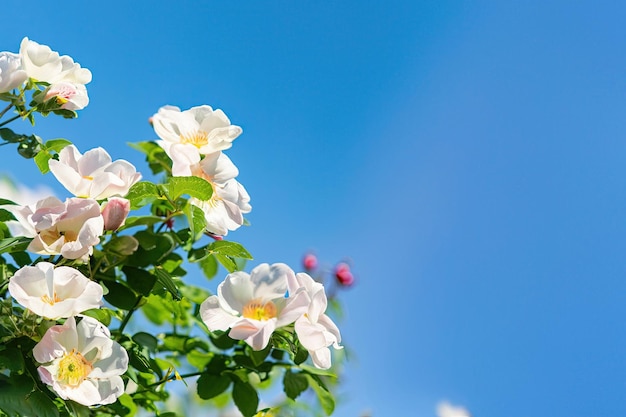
[0,64,345,417]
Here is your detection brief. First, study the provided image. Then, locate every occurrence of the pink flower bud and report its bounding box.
[101,197,130,231]
[334,262,354,287]
[302,253,318,271]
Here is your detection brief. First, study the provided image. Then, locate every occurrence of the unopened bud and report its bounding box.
[102,197,131,231]
[302,253,318,271]
[334,262,354,286]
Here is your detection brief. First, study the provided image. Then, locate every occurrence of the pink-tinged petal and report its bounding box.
[229,318,276,350]
[200,296,239,331]
[33,324,68,363]
[101,197,130,231]
[37,366,54,385]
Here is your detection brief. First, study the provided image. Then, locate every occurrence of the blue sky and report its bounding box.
[3,1,626,416]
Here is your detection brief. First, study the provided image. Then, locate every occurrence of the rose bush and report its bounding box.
[0,37,347,417]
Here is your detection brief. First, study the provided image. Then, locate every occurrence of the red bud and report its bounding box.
[334,262,354,286]
[303,253,318,271]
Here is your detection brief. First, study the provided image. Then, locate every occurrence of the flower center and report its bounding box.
[40,228,79,245]
[57,349,93,387]
[242,299,277,321]
[180,131,209,148]
[41,292,61,305]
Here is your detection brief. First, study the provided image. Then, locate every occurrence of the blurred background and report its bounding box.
[3,1,626,415]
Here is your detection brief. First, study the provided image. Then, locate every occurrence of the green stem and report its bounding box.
[138,371,204,391]
[0,103,13,119]
[116,296,143,337]
[0,114,20,128]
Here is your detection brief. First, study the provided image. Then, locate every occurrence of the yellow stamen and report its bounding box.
[41,292,61,305]
[57,349,93,387]
[242,299,277,321]
[180,131,209,148]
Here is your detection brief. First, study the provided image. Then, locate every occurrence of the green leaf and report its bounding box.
[124,266,157,296]
[0,236,31,254]
[132,332,159,353]
[126,231,176,267]
[103,281,139,310]
[184,202,207,239]
[154,267,181,300]
[0,346,24,373]
[299,364,339,378]
[187,350,214,370]
[128,141,172,175]
[197,373,232,400]
[305,374,335,416]
[283,370,309,400]
[166,176,213,201]
[249,344,272,367]
[198,255,218,280]
[232,380,259,417]
[80,308,113,326]
[34,150,52,174]
[0,374,59,417]
[119,215,164,230]
[0,128,23,143]
[209,240,253,259]
[0,208,16,221]
[126,181,160,209]
[178,284,210,304]
[44,138,72,152]
[104,235,139,256]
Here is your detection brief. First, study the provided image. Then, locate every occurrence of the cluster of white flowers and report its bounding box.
[200,263,342,369]
[0,37,91,110]
[5,145,139,405]
[151,105,251,236]
[0,37,344,414]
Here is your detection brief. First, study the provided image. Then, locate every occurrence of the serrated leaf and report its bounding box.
[283,370,309,400]
[126,181,159,209]
[184,202,206,238]
[209,240,253,259]
[197,373,231,400]
[232,380,259,417]
[167,176,213,201]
